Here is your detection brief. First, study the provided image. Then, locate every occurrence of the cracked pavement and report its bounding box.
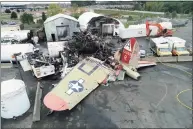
[1,62,192,128]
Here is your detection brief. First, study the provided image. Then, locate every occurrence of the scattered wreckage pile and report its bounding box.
[42,36,156,113]
[23,29,155,81]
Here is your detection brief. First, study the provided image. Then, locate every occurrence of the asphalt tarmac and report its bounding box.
[1,61,192,128]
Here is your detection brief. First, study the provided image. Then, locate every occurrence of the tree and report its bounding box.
[172,11,177,18]
[71,0,96,7]
[5,9,11,13]
[16,9,20,13]
[47,4,63,16]
[42,12,47,21]
[133,3,142,10]
[11,12,18,19]
[20,13,34,24]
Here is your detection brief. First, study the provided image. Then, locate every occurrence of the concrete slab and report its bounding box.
[142,56,192,63]
[177,56,192,62]
[156,56,178,63]
[1,63,13,69]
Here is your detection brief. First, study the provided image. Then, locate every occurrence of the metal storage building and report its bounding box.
[44,13,80,42]
[78,12,125,36]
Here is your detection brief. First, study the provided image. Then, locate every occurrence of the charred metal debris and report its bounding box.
[25,26,127,79]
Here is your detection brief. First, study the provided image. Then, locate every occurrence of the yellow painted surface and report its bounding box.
[51,57,112,110]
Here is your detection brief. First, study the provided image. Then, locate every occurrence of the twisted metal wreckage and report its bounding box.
[43,35,156,112]
[18,13,157,113]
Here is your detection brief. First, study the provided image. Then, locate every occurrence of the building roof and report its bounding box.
[113,18,125,29]
[78,12,103,27]
[78,12,125,30]
[165,37,186,43]
[151,37,169,44]
[44,13,78,24]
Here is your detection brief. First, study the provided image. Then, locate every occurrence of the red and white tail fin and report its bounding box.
[129,38,140,67]
[120,38,139,68]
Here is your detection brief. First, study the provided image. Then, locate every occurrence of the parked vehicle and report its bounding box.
[139,50,146,58]
[150,37,172,57]
[166,37,189,56]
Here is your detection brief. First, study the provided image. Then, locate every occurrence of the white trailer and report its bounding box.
[119,24,159,39]
[119,27,146,39]
[1,30,30,42]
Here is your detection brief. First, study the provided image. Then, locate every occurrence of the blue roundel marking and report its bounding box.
[68,80,84,92]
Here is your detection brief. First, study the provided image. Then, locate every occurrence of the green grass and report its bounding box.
[94,9,164,18]
[1,13,20,23]
[94,9,164,28]
[1,13,43,31]
[24,23,43,31]
[124,21,136,28]
[0,13,11,19]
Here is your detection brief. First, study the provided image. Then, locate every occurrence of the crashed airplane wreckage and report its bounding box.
[43,37,156,111]
[12,13,156,112]
[18,12,156,80]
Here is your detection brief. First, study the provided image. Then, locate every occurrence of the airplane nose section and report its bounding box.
[43,93,69,111]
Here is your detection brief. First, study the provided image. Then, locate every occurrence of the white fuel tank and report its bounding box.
[1,79,30,119]
[1,43,34,62]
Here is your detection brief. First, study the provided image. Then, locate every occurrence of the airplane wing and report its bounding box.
[43,57,112,111]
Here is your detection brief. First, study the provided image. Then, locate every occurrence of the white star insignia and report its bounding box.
[70,82,82,91]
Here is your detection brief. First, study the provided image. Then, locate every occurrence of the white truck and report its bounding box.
[165,37,189,56]
[150,37,172,57]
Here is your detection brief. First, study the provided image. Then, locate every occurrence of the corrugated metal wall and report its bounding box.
[44,17,80,42]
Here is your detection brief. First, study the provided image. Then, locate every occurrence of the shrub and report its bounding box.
[17,9,20,13]
[20,13,34,24]
[11,11,18,19]
[5,9,11,13]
